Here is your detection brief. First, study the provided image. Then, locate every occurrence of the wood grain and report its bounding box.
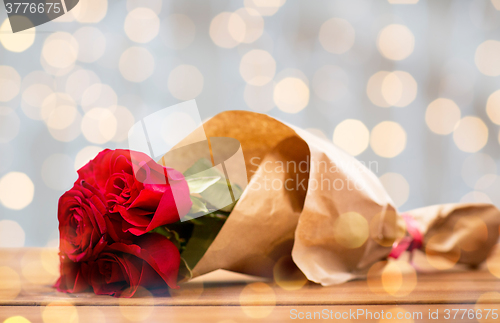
[1,248,499,322]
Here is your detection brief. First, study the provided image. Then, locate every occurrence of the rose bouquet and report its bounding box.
[56,149,235,297]
[57,110,500,297]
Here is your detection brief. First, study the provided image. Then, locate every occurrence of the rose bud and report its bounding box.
[77,149,192,236]
[87,233,180,297]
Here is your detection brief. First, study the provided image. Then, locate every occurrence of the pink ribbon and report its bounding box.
[388,213,423,259]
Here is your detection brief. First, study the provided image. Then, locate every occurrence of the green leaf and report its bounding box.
[177,257,193,282]
[187,176,221,194]
[183,158,215,177]
[150,226,183,250]
[189,196,209,214]
[180,213,227,270]
[183,157,242,213]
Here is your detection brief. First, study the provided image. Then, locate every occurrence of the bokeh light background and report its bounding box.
[1,0,500,247]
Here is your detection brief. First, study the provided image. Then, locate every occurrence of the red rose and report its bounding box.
[58,181,110,262]
[55,254,90,293]
[87,234,180,297]
[78,149,192,235]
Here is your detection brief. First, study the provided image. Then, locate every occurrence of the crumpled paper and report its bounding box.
[160,110,500,286]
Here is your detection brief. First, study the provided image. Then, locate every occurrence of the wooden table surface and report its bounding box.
[1,248,500,323]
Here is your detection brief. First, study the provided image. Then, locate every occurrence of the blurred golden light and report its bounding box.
[369,210,405,247]
[111,106,135,142]
[486,90,500,125]
[395,72,418,107]
[77,308,106,323]
[238,30,274,56]
[42,301,78,323]
[377,24,415,61]
[21,70,55,90]
[168,65,204,100]
[475,173,497,190]
[367,261,387,295]
[0,107,20,143]
[0,220,25,247]
[370,121,407,158]
[244,83,275,112]
[41,154,76,191]
[74,146,102,171]
[161,14,196,50]
[381,260,417,296]
[367,71,417,108]
[474,292,500,323]
[46,105,78,131]
[81,108,117,144]
[119,287,154,321]
[379,172,410,208]
[453,216,488,252]
[0,66,21,102]
[239,282,276,318]
[273,77,309,113]
[453,116,488,153]
[124,8,160,43]
[275,68,309,84]
[127,0,162,14]
[318,18,356,54]
[0,172,34,211]
[73,27,106,63]
[72,0,107,23]
[48,114,82,143]
[40,56,75,77]
[487,244,500,278]
[42,32,79,69]
[0,266,21,300]
[332,119,369,156]
[40,93,79,137]
[22,249,58,285]
[209,12,246,48]
[41,249,59,276]
[240,49,276,86]
[21,84,54,120]
[367,71,391,107]
[493,0,500,10]
[333,212,369,249]
[80,83,117,112]
[65,69,101,103]
[460,191,492,204]
[425,232,461,270]
[244,0,286,16]
[475,40,500,76]
[3,316,31,323]
[312,65,349,103]
[381,73,402,106]
[0,18,35,52]
[119,47,155,83]
[273,255,308,291]
[235,8,264,44]
[381,71,417,107]
[425,98,461,135]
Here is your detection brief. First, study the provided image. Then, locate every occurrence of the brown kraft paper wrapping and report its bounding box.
[160,110,500,285]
